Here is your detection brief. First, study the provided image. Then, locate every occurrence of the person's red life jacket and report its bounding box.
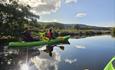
[47,31,53,39]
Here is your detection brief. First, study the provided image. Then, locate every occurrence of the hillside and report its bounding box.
[35,22,110,31]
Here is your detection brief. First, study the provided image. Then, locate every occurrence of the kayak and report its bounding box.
[8,35,70,48]
[9,35,70,48]
[104,56,115,70]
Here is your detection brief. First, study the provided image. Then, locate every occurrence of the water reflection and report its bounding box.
[64,58,77,64]
[30,46,64,70]
[75,45,86,49]
[0,45,65,70]
[44,45,64,57]
[0,35,115,70]
[31,52,60,70]
[20,63,29,70]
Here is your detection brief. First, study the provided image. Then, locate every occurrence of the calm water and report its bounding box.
[0,35,115,70]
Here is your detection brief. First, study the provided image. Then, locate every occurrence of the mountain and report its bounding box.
[37,22,110,31]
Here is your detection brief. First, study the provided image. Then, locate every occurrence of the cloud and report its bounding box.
[76,12,87,17]
[18,0,61,15]
[52,19,59,22]
[65,58,77,64]
[38,19,59,22]
[65,0,77,4]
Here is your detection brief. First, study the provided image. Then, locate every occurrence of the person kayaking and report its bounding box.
[47,28,53,40]
[22,27,39,42]
[22,27,33,41]
[46,28,59,40]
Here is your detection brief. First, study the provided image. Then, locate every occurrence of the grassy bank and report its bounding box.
[111,27,115,37]
[0,22,111,42]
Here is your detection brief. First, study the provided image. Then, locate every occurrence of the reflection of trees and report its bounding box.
[0,45,64,70]
[0,48,40,70]
[0,51,19,70]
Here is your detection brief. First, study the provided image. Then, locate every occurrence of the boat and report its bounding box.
[8,35,70,48]
[104,56,115,70]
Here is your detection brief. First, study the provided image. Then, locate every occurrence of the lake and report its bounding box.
[0,35,115,70]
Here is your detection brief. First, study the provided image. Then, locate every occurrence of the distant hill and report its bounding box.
[36,22,111,31]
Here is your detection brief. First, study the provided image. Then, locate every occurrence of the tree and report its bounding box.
[0,0,39,36]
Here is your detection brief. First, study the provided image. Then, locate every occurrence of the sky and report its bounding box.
[18,0,115,27]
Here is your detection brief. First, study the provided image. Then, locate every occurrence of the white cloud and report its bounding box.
[53,19,59,22]
[18,0,46,7]
[2,0,61,15]
[76,12,87,17]
[38,19,59,22]
[18,0,61,15]
[65,0,77,4]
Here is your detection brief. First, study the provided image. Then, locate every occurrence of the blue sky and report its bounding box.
[31,0,115,27]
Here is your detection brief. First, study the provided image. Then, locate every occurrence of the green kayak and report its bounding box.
[8,35,70,48]
[104,56,115,70]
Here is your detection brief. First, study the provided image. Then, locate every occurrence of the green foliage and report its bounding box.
[0,0,39,36]
[111,27,115,36]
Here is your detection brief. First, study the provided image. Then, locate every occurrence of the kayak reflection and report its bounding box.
[43,45,64,57]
